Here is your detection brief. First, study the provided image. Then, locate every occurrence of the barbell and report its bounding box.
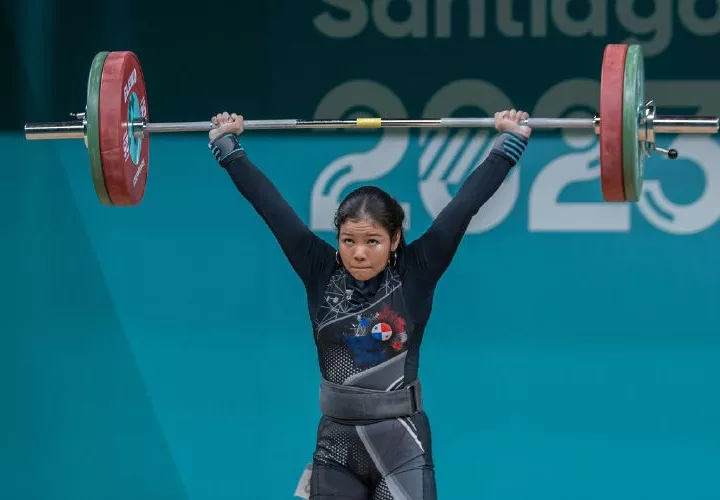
[23,44,720,206]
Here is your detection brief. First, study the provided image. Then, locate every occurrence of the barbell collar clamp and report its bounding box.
[653,146,679,159]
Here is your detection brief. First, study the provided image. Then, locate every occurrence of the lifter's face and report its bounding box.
[338,218,400,281]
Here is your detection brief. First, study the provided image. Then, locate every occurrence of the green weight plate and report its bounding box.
[86,51,113,206]
[622,44,644,202]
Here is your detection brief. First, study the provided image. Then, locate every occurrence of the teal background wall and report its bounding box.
[3,1,720,500]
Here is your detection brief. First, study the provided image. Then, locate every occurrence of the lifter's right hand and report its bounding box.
[494,109,531,139]
[209,112,244,142]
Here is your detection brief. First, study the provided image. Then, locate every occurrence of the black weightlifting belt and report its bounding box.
[319,378,423,421]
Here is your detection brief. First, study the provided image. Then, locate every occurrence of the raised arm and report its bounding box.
[208,112,335,287]
[405,110,531,283]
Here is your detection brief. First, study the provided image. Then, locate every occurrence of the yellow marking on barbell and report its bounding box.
[356,118,382,128]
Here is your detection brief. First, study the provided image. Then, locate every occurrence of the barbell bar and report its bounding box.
[22,45,720,206]
[24,115,720,139]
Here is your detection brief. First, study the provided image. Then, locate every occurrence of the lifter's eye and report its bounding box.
[368,239,379,245]
[342,238,354,245]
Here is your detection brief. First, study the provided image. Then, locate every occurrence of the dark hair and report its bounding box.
[334,186,406,249]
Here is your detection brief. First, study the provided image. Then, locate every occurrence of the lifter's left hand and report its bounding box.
[209,112,244,142]
[495,109,531,139]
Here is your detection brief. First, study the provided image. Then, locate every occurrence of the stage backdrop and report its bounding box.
[2,1,720,500]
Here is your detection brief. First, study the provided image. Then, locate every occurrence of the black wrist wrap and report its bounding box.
[209,133,245,166]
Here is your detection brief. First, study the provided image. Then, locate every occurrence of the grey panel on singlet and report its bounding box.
[382,455,428,499]
[343,351,407,390]
[356,418,426,499]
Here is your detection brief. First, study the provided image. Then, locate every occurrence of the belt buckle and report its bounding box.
[407,382,421,414]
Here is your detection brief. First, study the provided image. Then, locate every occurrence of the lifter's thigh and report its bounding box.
[373,462,436,500]
[310,463,370,500]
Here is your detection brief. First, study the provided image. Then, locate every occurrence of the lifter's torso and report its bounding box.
[310,260,428,391]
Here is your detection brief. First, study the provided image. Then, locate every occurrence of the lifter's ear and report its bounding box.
[390,231,401,252]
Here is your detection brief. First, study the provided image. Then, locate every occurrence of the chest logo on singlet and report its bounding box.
[342,304,409,369]
[371,322,393,341]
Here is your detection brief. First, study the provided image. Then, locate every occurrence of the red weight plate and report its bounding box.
[599,44,627,202]
[98,51,149,206]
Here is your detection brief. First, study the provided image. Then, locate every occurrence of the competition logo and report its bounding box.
[312,0,720,59]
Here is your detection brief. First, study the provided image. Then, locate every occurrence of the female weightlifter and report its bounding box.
[207,109,531,500]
